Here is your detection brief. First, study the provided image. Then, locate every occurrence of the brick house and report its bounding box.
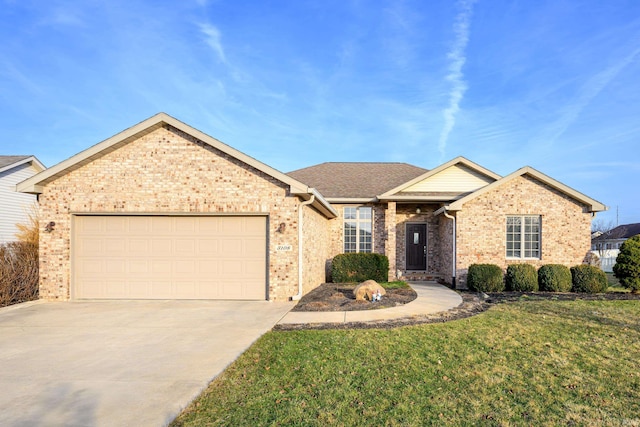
[18,113,606,301]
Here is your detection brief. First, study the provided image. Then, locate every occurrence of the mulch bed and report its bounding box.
[275,285,640,331]
[291,283,417,312]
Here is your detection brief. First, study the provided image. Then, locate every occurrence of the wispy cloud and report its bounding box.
[437,0,477,160]
[538,45,640,146]
[199,23,227,64]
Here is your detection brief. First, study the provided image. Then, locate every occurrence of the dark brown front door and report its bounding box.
[406,223,427,270]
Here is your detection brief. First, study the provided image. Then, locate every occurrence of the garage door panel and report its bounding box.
[151,260,172,274]
[197,239,219,254]
[106,217,127,233]
[128,239,149,254]
[128,216,152,233]
[74,216,266,300]
[105,259,126,274]
[151,217,173,233]
[151,239,173,255]
[175,239,196,255]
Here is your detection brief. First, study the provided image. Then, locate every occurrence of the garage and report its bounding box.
[73,215,267,300]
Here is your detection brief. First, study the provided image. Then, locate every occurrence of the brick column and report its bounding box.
[385,202,397,281]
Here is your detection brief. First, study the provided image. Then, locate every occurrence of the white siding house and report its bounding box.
[591,223,640,272]
[0,156,45,243]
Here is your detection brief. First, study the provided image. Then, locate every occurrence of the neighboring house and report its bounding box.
[17,113,607,302]
[591,223,640,272]
[0,155,45,244]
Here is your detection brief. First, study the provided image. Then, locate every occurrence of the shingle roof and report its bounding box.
[287,162,428,199]
[592,223,640,241]
[0,155,31,169]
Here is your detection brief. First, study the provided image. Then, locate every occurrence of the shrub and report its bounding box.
[571,265,608,293]
[505,264,538,291]
[538,264,572,292]
[613,235,640,292]
[0,242,39,307]
[467,264,504,292]
[331,253,389,283]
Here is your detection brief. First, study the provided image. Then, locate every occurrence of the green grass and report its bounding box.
[171,300,640,426]
[380,280,410,289]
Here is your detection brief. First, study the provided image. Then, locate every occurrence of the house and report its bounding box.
[17,113,607,301]
[591,223,640,272]
[0,155,45,244]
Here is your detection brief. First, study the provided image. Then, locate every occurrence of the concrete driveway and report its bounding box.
[0,299,294,427]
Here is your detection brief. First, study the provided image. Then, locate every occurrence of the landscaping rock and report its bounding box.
[354,280,387,301]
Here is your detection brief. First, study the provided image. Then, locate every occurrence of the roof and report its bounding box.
[287,162,428,200]
[0,155,45,174]
[435,166,607,214]
[592,223,640,241]
[16,113,337,218]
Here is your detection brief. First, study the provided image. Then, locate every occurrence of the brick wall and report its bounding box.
[38,125,309,301]
[455,174,593,287]
[301,204,331,292]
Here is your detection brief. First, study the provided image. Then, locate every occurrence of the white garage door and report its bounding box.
[73,215,267,300]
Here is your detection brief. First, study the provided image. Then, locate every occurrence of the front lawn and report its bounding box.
[172,300,640,426]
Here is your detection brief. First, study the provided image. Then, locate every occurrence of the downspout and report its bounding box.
[443,209,456,287]
[291,194,315,301]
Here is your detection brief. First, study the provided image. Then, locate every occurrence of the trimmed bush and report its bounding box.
[538,264,572,292]
[505,264,538,291]
[467,264,504,292]
[331,253,389,283]
[613,235,640,293]
[571,265,608,293]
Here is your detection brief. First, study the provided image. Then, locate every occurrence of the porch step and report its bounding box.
[400,273,440,282]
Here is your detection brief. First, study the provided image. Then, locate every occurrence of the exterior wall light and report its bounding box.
[277,222,286,233]
[416,207,421,214]
[44,221,56,232]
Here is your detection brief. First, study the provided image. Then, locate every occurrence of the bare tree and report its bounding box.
[591,218,615,234]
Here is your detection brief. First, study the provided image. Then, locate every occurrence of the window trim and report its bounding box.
[343,206,373,253]
[506,215,541,259]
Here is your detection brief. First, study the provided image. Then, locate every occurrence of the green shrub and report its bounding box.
[331,253,389,283]
[538,264,572,292]
[467,264,504,292]
[505,264,538,291]
[571,265,608,293]
[613,235,640,293]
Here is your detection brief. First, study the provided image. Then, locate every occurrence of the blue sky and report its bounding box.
[1,0,639,226]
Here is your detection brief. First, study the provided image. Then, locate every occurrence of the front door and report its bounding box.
[406,223,427,270]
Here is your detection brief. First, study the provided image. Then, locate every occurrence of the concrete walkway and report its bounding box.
[278,281,462,325]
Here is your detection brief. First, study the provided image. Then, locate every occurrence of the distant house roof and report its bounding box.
[287,162,428,200]
[0,155,45,174]
[592,223,640,242]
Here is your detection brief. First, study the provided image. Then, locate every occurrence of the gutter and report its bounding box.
[291,194,315,301]
[441,208,457,287]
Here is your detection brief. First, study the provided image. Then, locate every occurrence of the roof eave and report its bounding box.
[378,194,466,202]
[325,197,378,204]
[293,188,338,219]
[0,155,45,175]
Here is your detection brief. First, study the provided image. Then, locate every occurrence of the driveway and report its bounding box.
[0,299,294,427]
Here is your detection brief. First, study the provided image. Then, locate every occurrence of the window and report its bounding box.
[344,207,372,253]
[506,216,541,259]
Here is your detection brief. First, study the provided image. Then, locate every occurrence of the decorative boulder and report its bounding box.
[354,280,387,301]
